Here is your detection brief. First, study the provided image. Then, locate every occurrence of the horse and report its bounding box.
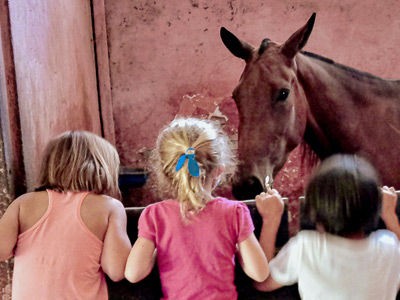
[220,13,400,200]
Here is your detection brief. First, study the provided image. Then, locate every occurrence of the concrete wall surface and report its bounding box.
[103,0,400,161]
[101,0,400,231]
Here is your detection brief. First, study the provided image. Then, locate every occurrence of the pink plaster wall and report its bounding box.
[104,0,400,160]
[103,0,400,219]
[102,0,400,220]
[8,0,101,190]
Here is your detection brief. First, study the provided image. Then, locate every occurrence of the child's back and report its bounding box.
[139,198,254,299]
[125,118,269,300]
[0,131,131,300]
[271,229,400,300]
[17,191,112,240]
[255,154,400,299]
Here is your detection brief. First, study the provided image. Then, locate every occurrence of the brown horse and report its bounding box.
[221,13,400,200]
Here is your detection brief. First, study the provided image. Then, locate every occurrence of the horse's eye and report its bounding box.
[276,89,290,101]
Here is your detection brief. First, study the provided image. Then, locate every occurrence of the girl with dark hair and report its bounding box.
[254,154,400,300]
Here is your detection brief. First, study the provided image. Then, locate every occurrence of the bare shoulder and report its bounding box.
[81,194,126,241]
[0,192,32,216]
[83,194,125,215]
[17,191,49,234]
[100,195,125,209]
[14,191,40,203]
[17,191,48,209]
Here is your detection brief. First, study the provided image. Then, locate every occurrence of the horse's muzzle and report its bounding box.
[232,176,264,200]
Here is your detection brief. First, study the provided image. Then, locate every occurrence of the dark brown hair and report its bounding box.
[302,154,381,237]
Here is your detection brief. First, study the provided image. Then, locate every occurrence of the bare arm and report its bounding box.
[101,200,132,282]
[255,190,284,261]
[236,233,269,282]
[253,189,285,291]
[0,199,20,261]
[125,237,156,283]
[381,186,400,240]
[254,275,284,292]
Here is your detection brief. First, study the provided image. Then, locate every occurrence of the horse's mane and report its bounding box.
[301,51,386,82]
[299,140,320,171]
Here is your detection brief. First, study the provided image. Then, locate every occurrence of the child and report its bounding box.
[0,131,131,300]
[254,154,400,300]
[125,118,269,299]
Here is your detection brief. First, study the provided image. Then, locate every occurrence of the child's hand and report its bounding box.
[380,186,400,240]
[255,189,285,261]
[381,186,398,222]
[255,189,284,221]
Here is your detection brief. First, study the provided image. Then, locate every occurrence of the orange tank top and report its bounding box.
[12,190,108,300]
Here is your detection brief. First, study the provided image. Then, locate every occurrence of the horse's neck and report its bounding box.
[297,52,400,102]
[296,53,400,158]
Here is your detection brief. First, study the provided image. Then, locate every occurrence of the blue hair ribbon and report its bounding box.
[175,147,200,177]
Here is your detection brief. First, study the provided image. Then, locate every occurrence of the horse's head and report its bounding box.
[221,13,316,199]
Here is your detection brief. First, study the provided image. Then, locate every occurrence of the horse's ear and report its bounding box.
[282,13,316,59]
[220,27,254,61]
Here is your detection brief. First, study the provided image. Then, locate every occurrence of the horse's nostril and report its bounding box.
[232,176,263,200]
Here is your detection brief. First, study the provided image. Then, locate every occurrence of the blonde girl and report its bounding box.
[125,118,269,300]
[0,131,131,300]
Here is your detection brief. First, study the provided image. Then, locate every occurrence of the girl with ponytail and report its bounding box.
[125,118,269,299]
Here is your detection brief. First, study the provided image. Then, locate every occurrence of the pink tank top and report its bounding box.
[12,190,108,300]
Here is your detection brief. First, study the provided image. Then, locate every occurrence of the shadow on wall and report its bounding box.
[118,167,150,207]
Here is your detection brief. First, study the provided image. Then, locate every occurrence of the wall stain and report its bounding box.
[190,0,199,8]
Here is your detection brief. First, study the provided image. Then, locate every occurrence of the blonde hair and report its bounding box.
[36,131,121,198]
[151,118,236,217]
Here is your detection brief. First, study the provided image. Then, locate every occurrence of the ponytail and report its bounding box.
[151,118,236,218]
